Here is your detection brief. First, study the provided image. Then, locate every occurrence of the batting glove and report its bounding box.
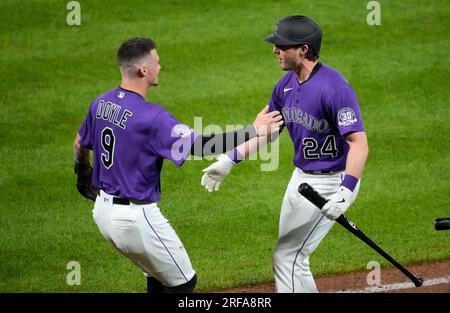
[74,163,99,201]
[201,154,235,192]
[321,185,354,220]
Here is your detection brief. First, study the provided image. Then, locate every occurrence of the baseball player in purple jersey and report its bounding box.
[201,16,369,292]
[72,38,283,293]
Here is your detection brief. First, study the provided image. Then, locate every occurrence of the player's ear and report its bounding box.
[298,45,308,58]
[136,64,146,78]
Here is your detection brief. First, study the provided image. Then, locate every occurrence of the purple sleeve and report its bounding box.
[268,84,282,113]
[150,111,198,167]
[78,106,94,150]
[329,88,365,137]
[268,82,287,133]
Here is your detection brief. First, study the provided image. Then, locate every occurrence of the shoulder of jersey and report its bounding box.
[142,101,168,114]
[317,65,353,90]
[93,88,117,103]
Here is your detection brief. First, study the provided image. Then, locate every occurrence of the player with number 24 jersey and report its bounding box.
[269,63,365,172]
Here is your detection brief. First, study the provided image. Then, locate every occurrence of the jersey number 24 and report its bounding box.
[302,135,338,159]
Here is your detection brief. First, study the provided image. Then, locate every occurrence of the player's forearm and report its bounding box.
[344,132,369,179]
[233,130,280,161]
[190,124,257,157]
[73,133,90,167]
[235,136,260,159]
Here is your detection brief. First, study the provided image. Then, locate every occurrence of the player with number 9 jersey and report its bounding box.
[78,87,193,204]
[73,37,283,293]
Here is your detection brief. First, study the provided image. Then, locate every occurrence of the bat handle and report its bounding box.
[298,183,328,208]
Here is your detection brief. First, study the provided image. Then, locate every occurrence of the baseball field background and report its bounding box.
[1,0,449,292]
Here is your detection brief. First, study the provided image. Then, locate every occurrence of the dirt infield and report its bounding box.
[215,260,450,293]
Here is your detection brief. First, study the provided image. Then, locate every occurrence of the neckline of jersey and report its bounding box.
[118,86,145,99]
[296,62,323,86]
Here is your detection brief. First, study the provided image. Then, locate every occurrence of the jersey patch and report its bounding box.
[337,107,358,127]
[172,124,193,138]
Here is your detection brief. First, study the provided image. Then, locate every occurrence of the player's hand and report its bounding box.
[321,186,353,220]
[201,154,235,192]
[75,163,99,201]
[252,105,284,137]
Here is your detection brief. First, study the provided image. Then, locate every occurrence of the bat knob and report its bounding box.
[414,278,423,287]
[298,183,309,194]
[434,218,450,230]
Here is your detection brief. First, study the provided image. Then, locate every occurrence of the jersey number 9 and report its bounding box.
[101,127,115,169]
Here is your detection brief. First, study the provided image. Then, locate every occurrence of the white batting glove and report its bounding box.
[321,186,354,220]
[201,154,235,192]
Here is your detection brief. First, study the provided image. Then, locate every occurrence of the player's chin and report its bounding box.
[148,77,158,87]
[279,63,291,71]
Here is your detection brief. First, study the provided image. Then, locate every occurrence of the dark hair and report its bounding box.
[117,38,156,65]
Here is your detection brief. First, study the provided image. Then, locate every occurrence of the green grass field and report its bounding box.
[0,0,449,292]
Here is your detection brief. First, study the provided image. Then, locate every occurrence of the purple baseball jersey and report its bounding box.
[269,63,365,172]
[78,87,197,203]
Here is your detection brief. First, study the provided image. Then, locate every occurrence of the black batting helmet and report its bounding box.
[264,15,322,56]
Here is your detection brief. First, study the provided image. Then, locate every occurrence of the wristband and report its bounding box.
[227,148,244,164]
[341,175,359,192]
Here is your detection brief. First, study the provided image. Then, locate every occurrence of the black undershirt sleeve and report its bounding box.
[190,124,257,157]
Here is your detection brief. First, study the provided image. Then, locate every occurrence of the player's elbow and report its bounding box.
[363,144,369,163]
[358,133,369,159]
[73,133,81,151]
[346,131,369,158]
[360,137,369,165]
[362,133,369,156]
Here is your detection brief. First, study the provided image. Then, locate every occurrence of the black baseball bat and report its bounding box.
[434,218,450,231]
[298,183,423,287]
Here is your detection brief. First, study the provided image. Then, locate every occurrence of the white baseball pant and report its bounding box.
[93,190,196,287]
[273,168,360,293]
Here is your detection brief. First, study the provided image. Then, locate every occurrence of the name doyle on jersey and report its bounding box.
[282,107,330,133]
[96,100,133,129]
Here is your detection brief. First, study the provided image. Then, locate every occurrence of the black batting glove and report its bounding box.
[74,163,99,201]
